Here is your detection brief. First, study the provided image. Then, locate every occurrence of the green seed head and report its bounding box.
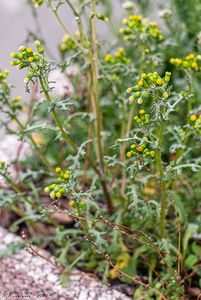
[34,40,41,47]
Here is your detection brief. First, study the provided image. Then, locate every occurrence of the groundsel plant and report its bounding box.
[0,0,200,299]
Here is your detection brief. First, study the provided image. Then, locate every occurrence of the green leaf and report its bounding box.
[0,242,26,258]
[60,271,70,288]
[183,223,197,259]
[191,242,201,256]
[185,254,198,270]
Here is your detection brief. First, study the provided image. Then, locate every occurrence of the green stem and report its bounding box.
[47,0,113,214]
[1,173,34,207]
[69,191,91,243]
[39,76,77,153]
[48,0,85,53]
[120,103,135,193]
[65,0,84,43]
[89,0,104,173]
[186,71,194,121]
[89,0,113,214]
[155,122,166,239]
[155,123,164,177]
[1,173,58,227]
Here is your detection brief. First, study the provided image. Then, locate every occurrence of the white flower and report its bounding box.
[159,8,172,18]
[122,1,135,10]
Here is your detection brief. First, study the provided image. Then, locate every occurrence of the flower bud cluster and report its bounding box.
[0,69,9,98]
[44,167,70,199]
[59,34,77,53]
[119,15,163,42]
[10,96,24,112]
[170,54,201,71]
[68,199,85,210]
[134,109,150,126]
[127,71,171,104]
[0,68,24,112]
[189,114,201,134]
[96,13,109,23]
[0,69,9,83]
[10,41,45,83]
[104,48,130,64]
[126,137,155,159]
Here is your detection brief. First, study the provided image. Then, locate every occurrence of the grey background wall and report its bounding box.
[0,0,77,96]
[0,0,164,140]
[0,0,166,98]
[0,0,123,97]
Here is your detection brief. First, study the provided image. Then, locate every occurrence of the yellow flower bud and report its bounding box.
[137,98,143,104]
[26,48,33,53]
[118,48,124,53]
[127,151,132,158]
[137,145,144,152]
[34,40,41,47]
[190,115,197,121]
[115,51,121,57]
[56,192,62,198]
[186,53,195,60]
[16,96,22,101]
[64,172,70,179]
[104,53,112,62]
[130,144,136,149]
[150,150,155,157]
[62,35,69,43]
[55,167,61,173]
[119,28,124,34]
[163,92,168,99]
[150,21,157,26]
[28,57,34,63]
[18,46,26,52]
[69,200,74,206]
[191,62,198,69]
[50,192,56,198]
[44,187,49,193]
[122,18,128,25]
[138,80,143,87]
[139,109,145,115]
[60,44,67,51]
[141,73,147,79]
[156,78,163,86]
